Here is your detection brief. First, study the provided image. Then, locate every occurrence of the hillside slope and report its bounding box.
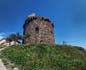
[1,44,86,70]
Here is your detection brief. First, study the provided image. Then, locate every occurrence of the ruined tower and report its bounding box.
[23,14,55,44]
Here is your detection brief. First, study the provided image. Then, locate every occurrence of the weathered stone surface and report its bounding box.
[23,15,55,44]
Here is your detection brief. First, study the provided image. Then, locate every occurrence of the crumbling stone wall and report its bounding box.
[23,15,55,44]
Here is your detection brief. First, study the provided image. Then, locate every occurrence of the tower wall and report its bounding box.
[23,16,55,44]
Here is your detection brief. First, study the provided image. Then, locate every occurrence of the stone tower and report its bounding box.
[23,14,55,44]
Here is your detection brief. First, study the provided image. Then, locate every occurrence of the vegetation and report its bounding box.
[0,44,5,48]
[6,33,21,43]
[1,44,86,70]
[6,32,31,44]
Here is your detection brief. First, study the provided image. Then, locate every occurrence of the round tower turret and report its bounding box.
[23,14,54,44]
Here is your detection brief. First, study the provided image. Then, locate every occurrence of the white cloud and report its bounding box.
[0,36,4,40]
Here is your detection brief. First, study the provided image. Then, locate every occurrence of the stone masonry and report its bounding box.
[23,14,55,44]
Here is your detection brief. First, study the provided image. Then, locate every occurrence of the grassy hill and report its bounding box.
[1,44,86,70]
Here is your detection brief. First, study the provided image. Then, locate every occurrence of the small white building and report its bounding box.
[0,38,19,46]
[10,41,19,45]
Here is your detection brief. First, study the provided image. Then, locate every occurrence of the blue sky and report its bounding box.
[0,0,86,48]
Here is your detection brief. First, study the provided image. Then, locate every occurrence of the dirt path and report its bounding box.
[0,47,19,70]
[0,59,7,70]
[0,47,8,70]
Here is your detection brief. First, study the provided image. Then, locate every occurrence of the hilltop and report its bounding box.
[0,44,86,70]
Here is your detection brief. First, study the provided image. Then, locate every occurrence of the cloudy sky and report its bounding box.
[0,0,86,48]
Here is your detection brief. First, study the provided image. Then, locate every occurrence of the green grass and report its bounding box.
[1,44,86,70]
